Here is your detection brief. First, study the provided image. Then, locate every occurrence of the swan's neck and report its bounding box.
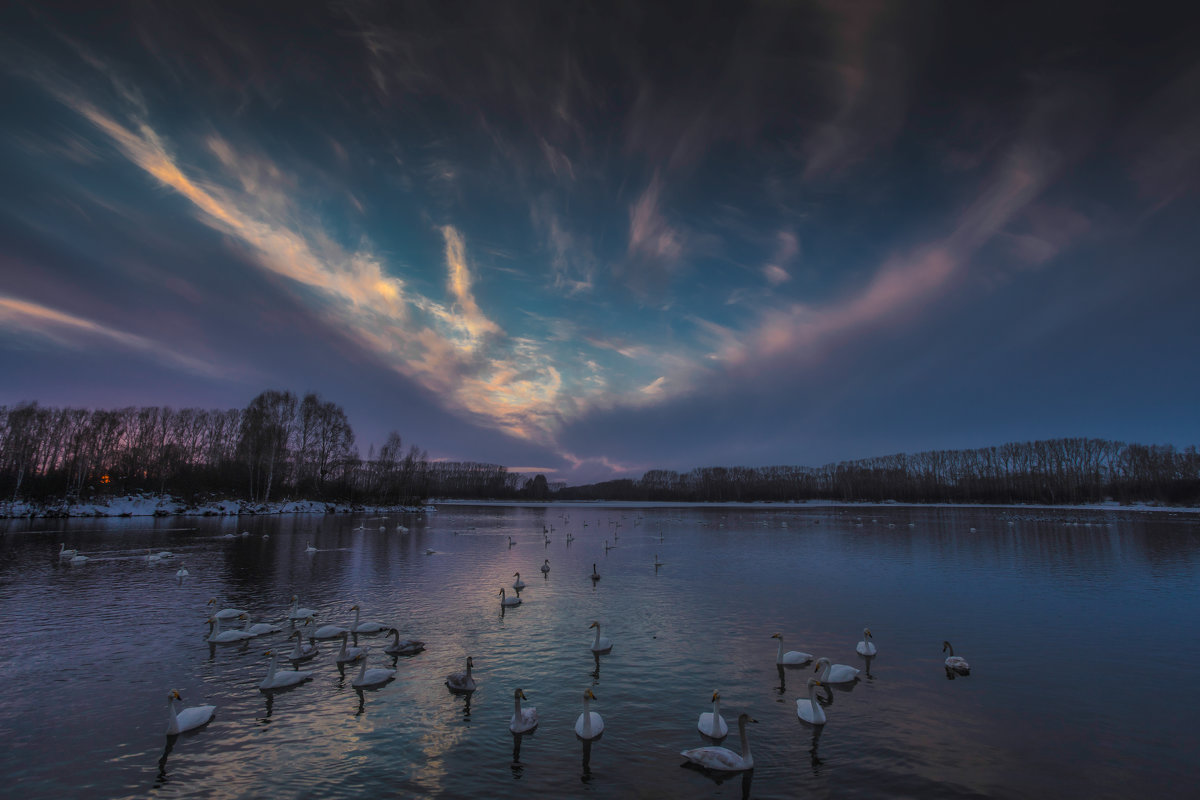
[713,697,721,721]
[266,653,279,681]
[738,719,751,760]
[390,630,399,646]
[514,695,523,717]
[776,638,784,663]
[945,642,954,656]
[582,696,592,736]
[166,697,178,731]
[354,607,362,627]
[465,660,473,679]
[593,626,601,647]
[357,657,368,681]
[817,659,829,681]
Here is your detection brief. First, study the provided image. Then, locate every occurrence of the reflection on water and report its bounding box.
[1,504,1199,798]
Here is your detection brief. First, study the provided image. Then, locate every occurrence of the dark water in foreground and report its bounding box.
[1,504,1198,799]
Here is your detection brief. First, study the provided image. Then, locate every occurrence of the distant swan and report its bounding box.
[540,559,550,574]
[206,615,253,644]
[287,630,319,663]
[589,621,613,654]
[58,543,77,559]
[509,688,538,733]
[856,628,877,657]
[175,564,189,579]
[260,650,313,691]
[697,690,728,738]
[349,604,388,635]
[512,572,526,589]
[305,540,318,553]
[69,553,89,564]
[591,563,601,580]
[772,633,812,666]
[384,628,425,656]
[446,656,476,693]
[499,588,522,607]
[654,554,664,567]
[943,641,971,674]
[575,688,603,740]
[336,631,366,664]
[241,615,282,637]
[681,712,757,772]
[166,690,215,735]
[207,598,247,621]
[352,653,396,689]
[287,596,318,620]
[813,656,859,684]
[796,678,827,725]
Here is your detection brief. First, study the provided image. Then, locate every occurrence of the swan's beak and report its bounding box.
[712,691,720,701]
[350,604,359,610]
[771,633,781,639]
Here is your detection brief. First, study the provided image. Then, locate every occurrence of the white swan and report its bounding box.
[241,615,282,637]
[813,656,859,684]
[499,588,522,607]
[58,543,77,558]
[856,628,877,656]
[796,678,827,725]
[943,641,971,673]
[352,652,396,689]
[166,690,215,734]
[591,563,601,580]
[287,595,318,620]
[509,688,538,733]
[384,627,425,656]
[69,554,89,564]
[589,621,613,654]
[575,688,604,739]
[349,604,389,635]
[176,564,189,579]
[146,549,162,563]
[206,615,253,644]
[508,536,516,547]
[681,712,757,771]
[305,540,318,554]
[259,650,313,691]
[312,620,348,640]
[541,559,550,574]
[207,598,247,621]
[697,690,728,738]
[335,631,366,664]
[512,572,526,590]
[445,656,476,693]
[287,629,319,663]
[772,633,812,666]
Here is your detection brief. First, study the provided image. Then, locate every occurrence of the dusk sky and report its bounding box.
[2,2,1198,484]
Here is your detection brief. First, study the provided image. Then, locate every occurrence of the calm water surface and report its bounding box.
[1,504,1198,799]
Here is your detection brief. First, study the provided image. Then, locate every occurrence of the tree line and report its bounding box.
[555,438,1200,505]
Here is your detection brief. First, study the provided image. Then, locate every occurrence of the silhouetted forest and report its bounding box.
[2,396,1197,506]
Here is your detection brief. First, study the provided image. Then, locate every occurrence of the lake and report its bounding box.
[1,503,1198,799]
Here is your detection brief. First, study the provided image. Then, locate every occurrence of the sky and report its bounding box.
[2,1,1199,485]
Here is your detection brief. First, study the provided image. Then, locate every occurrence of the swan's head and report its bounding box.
[589,621,600,629]
[863,628,873,638]
[814,657,830,671]
[711,690,721,701]
[466,656,474,668]
[291,594,298,602]
[207,598,217,606]
[515,688,527,700]
[513,572,520,577]
[771,633,782,640]
[499,588,505,596]
[264,650,275,657]
[170,690,182,700]
[942,640,952,651]
[584,688,596,701]
[350,604,360,611]
[238,613,248,619]
[736,713,758,725]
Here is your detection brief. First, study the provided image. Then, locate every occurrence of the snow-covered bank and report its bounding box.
[0,494,436,519]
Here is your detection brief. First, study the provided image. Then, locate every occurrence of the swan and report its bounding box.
[384,627,425,656]
[508,536,516,547]
[589,621,613,654]
[943,641,971,674]
[349,604,389,635]
[509,688,538,733]
[241,615,282,637]
[166,690,215,735]
[499,588,522,607]
[591,563,601,580]
[287,629,319,663]
[445,656,476,693]
[207,598,247,621]
[813,656,859,684]
[795,678,827,725]
[772,633,812,666]
[58,543,77,558]
[312,619,348,640]
[856,628,877,657]
[512,572,526,590]
[69,554,89,564]
[352,652,396,689]
[206,615,253,643]
[335,631,366,664]
[697,690,728,738]
[681,712,757,771]
[305,540,318,554]
[575,688,604,740]
[259,650,313,691]
[541,559,550,574]
[156,551,174,559]
[287,595,318,620]
[175,564,189,579]
[654,554,664,567]
[146,549,162,563]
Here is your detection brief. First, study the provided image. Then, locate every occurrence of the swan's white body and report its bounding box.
[352,655,396,689]
[575,689,604,739]
[176,565,189,579]
[446,657,476,692]
[943,641,971,673]
[384,628,425,656]
[242,616,282,637]
[287,630,319,663]
[681,713,757,771]
[814,657,859,684]
[166,690,215,734]
[772,633,812,665]
[208,598,247,620]
[512,572,526,589]
[336,632,366,664]
[58,543,77,558]
[856,628,877,656]
[540,559,550,573]
[69,554,89,564]
[589,621,613,654]
[259,651,313,691]
[207,616,253,643]
[305,541,318,553]
[499,588,522,606]
[146,549,162,563]
[697,691,728,738]
[313,622,348,640]
[509,688,538,732]
[796,678,826,725]
[350,605,388,634]
[287,596,318,620]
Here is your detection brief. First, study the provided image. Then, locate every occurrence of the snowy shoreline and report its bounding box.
[0,494,435,519]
